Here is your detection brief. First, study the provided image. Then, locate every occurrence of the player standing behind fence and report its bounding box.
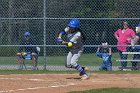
[114,21,136,70]
[131,22,140,70]
[96,42,112,71]
[57,18,89,80]
[16,32,38,70]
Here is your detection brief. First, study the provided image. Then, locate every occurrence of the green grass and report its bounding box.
[0,70,76,74]
[69,88,140,93]
[0,53,134,66]
[0,70,139,74]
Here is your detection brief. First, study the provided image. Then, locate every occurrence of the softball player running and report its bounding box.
[57,18,89,80]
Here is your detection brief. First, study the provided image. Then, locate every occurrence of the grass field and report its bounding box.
[69,88,140,93]
[0,53,134,66]
[0,69,140,74]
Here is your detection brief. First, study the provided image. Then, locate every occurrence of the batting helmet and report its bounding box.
[24,32,31,36]
[68,18,80,28]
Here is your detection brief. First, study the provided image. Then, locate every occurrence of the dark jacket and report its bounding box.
[18,38,38,54]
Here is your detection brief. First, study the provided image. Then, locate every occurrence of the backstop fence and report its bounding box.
[0,0,140,70]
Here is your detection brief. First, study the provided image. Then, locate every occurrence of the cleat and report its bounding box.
[81,74,89,80]
[82,66,90,71]
[79,67,90,76]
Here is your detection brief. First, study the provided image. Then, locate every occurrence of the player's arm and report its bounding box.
[61,32,81,46]
[57,27,68,43]
[132,36,139,43]
[114,30,119,40]
[114,29,121,40]
[134,26,140,42]
[61,41,69,44]
[61,41,73,48]
[96,47,100,52]
[56,31,65,43]
[58,31,65,38]
[129,29,138,44]
[114,34,119,39]
[130,29,136,39]
[96,47,102,57]
[109,48,112,55]
[62,32,81,47]
[58,27,69,38]
[57,31,71,46]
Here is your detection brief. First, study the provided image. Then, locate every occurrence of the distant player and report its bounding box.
[16,32,38,70]
[96,42,112,70]
[57,18,89,80]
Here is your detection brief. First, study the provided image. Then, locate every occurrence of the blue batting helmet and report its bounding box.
[68,18,80,28]
[24,32,31,36]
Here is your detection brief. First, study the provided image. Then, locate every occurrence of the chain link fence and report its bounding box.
[0,0,140,70]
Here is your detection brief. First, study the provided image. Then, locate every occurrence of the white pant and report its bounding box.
[65,49,83,68]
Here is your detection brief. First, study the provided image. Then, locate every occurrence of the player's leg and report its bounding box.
[106,55,112,70]
[118,50,128,69]
[70,50,89,80]
[99,62,106,70]
[31,53,38,70]
[16,52,24,70]
[103,54,112,70]
[100,60,109,70]
[98,53,106,70]
[65,51,73,68]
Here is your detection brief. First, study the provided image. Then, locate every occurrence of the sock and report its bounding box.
[75,64,86,75]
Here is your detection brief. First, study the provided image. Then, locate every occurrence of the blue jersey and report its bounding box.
[18,38,38,53]
[99,47,110,53]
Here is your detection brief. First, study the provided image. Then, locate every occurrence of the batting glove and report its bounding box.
[64,27,69,32]
[57,37,63,43]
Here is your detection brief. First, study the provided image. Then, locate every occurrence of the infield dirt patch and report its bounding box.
[0,73,140,93]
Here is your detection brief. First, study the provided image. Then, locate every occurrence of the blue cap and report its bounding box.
[137,22,140,27]
[68,18,80,28]
[24,32,31,36]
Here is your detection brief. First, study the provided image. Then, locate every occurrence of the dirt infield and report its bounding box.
[0,73,140,93]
